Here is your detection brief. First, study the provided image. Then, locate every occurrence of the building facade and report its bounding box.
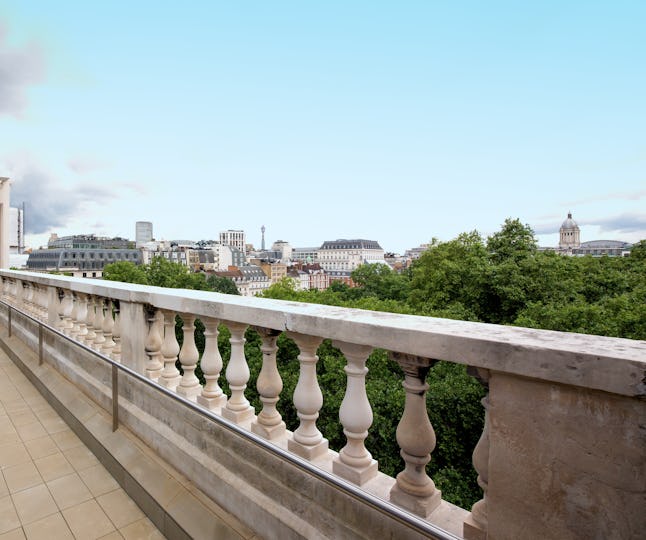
[220,230,246,255]
[136,221,153,248]
[317,239,385,273]
[26,248,142,277]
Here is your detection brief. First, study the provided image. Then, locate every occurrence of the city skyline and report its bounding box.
[1,1,645,253]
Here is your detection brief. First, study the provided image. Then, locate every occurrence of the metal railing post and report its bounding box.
[7,305,11,337]
[38,324,44,366]
[112,363,119,431]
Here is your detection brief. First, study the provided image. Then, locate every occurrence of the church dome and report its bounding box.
[561,212,578,229]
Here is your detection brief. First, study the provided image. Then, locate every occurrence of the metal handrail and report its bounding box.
[0,298,461,540]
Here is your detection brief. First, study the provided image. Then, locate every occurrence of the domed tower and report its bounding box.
[559,212,580,250]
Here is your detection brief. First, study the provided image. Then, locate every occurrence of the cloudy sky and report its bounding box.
[1,1,644,253]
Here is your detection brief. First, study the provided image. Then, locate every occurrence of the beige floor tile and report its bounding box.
[51,430,82,452]
[23,436,59,461]
[78,464,119,497]
[0,473,8,498]
[16,423,47,443]
[11,484,58,525]
[3,463,43,494]
[47,473,93,510]
[1,401,28,414]
[0,495,21,534]
[63,445,99,472]
[7,411,37,427]
[62,500,115,540]
[97,533,123,540]
[119,518,165,540]
[0,528,26,540]
[23,512,74,540]
[33,453,75,482]
[0,442,31,469]
[40,417,68,435]
[97,489,144,529]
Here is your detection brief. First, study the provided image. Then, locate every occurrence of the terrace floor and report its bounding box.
[0,347,165,540]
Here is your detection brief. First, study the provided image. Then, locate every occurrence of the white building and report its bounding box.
[136,221,153,248]
[317,239,385,273]
[220,230,246,255]
[559,213,581,250]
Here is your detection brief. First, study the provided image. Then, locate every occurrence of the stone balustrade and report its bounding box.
[0,269,644,540]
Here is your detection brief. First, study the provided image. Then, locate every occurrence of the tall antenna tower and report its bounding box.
[261,225,266,251]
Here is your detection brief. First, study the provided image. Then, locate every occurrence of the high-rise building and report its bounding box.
[136,221,153,248]
[220,230,246,255]
[9,205,24,254]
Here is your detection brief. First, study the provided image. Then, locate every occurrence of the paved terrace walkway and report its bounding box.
[0,347,165,540]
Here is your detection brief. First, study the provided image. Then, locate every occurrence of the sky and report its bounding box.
[1,1,645,253]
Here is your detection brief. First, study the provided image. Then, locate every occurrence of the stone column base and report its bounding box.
[333,457,378,486]
[251,420,286,441]
[463,514,487,540]
[197,394,226,413]
[177,384,201,401]
[222,405,255,424]
[288,437,329,460]
[158,375,181,392]
[389,484,441,518]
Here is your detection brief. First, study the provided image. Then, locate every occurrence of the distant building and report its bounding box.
[317,239,384,273]
[292,247,318,264]
[271,240,293,262]
[220,230,246,255]
[48,234,132,250]
[554,213,631,257]
[136,221,153,248]
[26,248,142,277]
[259,261,287,284]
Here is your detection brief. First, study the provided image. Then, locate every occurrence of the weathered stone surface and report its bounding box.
[487,372,646,540]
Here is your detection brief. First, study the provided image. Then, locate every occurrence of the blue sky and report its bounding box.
[1,1,644,253]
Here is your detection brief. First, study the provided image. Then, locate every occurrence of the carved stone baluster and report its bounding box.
[92,297,106,351]
[197,318,226,412]
[287,332,328,460]
[56,289,66,330]
[112,301,121,362]
[85,296,97,347]
[69,293,80,340]
[177,315,201,400]
[145,309,164,380]
[33,285,43,320]
[332,341,377,485]
[23,282,33,315]
[222,322,255,423]
[101,299,116,356]
[464,368,491,540]
[62,290,74,335]
[76,293,88,344]
[159,310,181,391]
[251,328,286,440]
[389,352,441,517]
[38,285,48,320]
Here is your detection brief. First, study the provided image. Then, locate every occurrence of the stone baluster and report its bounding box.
[76,293,88,344]
[222,322,255,423]
[251,328,286,440]
[464,368,491,540]
[332,341,377,485]
[101,299,116,357]
[177,315,201,400]
[23,282,34,315]
[92,297,106,351]
[144,309,164,380]
[33,285,44,320]
[159,310,181,391]
[0,278,7,302]
[112,301,121,362]
[38,285,48,321]
[84,296,97,347]
[15,280,24,310]
[388,352,441,517]
[56,289,66,330]
[62,290,74,335]
[69,293,81,340]
[287,332,328,460]
[197,318,226,412]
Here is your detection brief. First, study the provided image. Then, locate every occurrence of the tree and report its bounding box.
[486,218,537,264]
[206,274,240,295]
[102,261,149,284]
